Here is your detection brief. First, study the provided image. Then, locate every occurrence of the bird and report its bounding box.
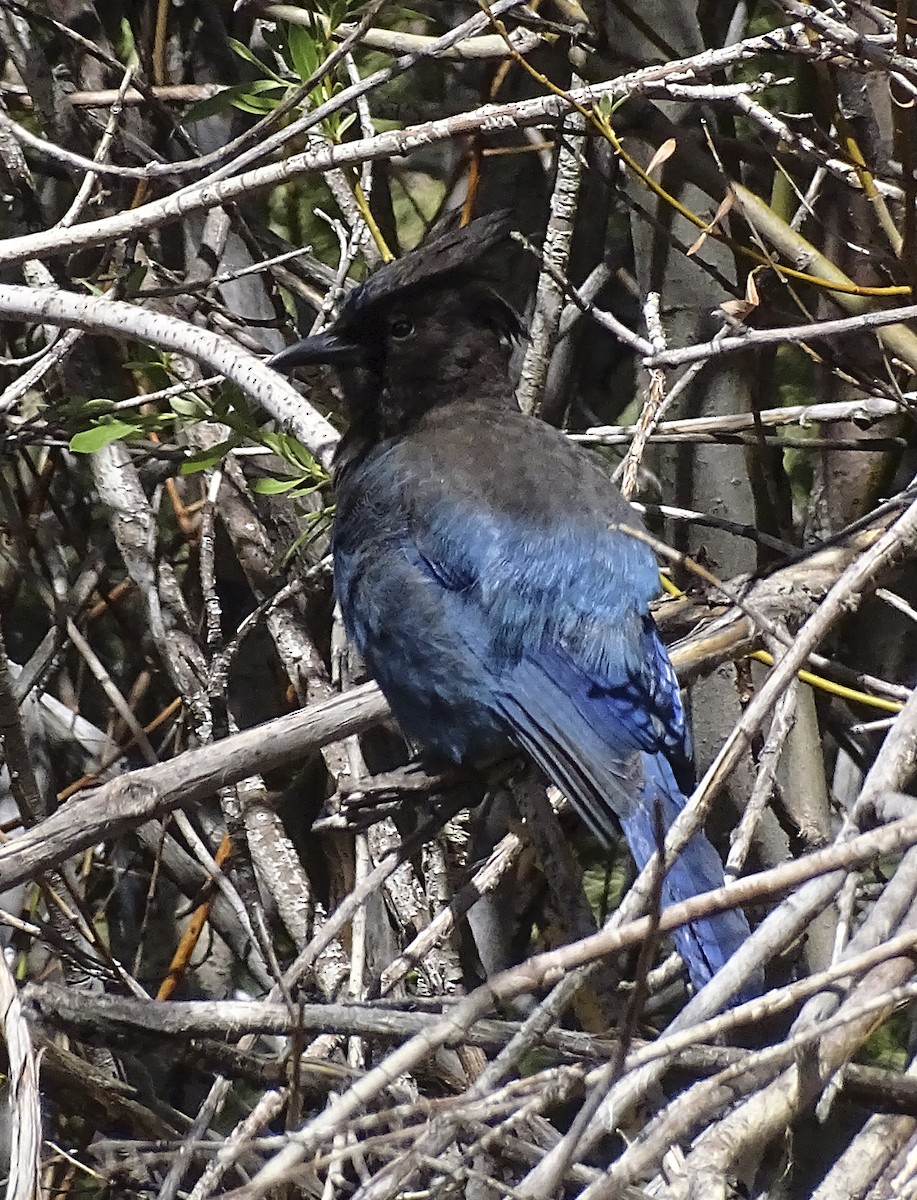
[270,211,754,998]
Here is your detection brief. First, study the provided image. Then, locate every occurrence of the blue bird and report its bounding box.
[271,212,753,997]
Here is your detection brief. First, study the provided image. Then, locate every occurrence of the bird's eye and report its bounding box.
[390,317,414,340]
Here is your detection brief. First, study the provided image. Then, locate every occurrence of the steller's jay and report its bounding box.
[271,211,753,997]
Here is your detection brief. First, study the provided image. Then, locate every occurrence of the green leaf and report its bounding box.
[328,1,349,29]
[280,507,333,563]
[69,420,141,453]
[123,358,164,371]
[251,474,308,495]
[260,430,288,458]
[261,25,285,58]
[260,431,322,476]
[183,88,238,125]
[227,37,283,82]
[212,80,288,117]
[123,263,149,295]
[80,398,118,413]
[169,395,207,419]
[178,438,237,474]
[230,89,283,115]
[287,22,323,81]
[288,483,325,500]
[210,383,249,425]
[286,437,320,474]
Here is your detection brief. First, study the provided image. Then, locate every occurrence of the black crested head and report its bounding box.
[270,211,525,447]
[336,208,515,320]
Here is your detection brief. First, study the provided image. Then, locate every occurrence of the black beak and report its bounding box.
[268,329,363,374]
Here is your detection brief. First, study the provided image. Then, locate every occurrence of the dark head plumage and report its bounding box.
[336,208,517,324]
[269,212,525,441]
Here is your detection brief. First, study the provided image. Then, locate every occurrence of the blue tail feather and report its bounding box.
[497,652,756,998]
[618,753,753,994]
